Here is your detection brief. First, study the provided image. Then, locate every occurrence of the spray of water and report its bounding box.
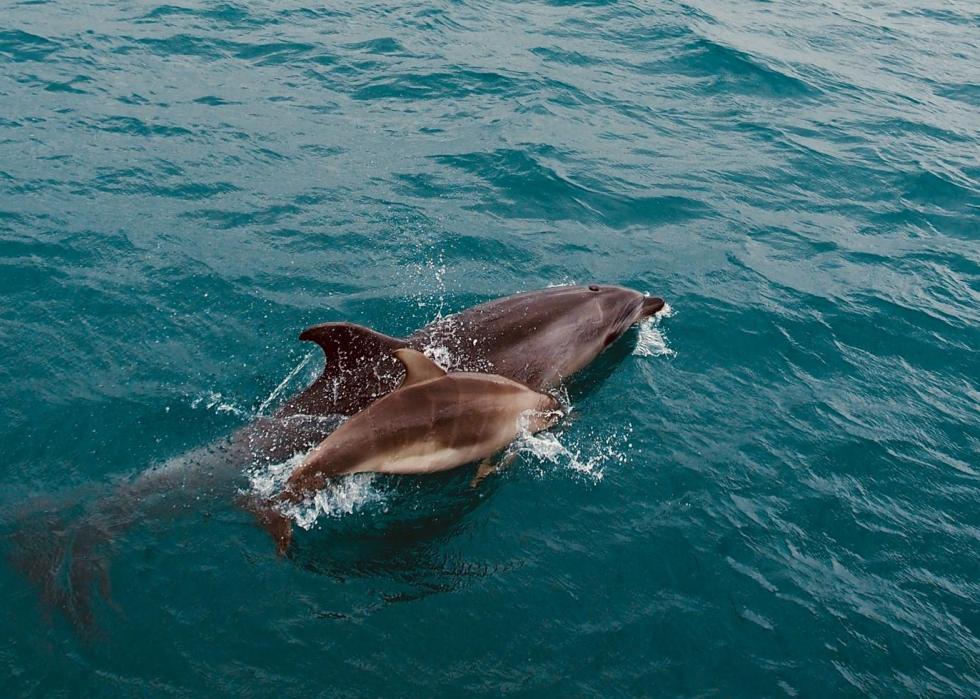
[634,302,675,358]
[286,475,385,530]
[411,251,448,320]
[509,409,633,483]
[244,445,385,531]
[191,347,322,420]
[256,351,316,415]
[190,391,249,418]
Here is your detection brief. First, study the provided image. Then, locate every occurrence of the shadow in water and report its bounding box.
[284,465,510,608]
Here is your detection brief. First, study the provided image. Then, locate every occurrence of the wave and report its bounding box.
[675,34,819,98]
[0,29,61,62]
[351,69,526,101]
[434,147,712,226]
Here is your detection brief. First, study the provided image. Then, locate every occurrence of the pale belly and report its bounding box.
[341,428,518,476]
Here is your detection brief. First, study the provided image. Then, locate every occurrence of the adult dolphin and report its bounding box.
[275,284,665,423]
[252,349,562,554]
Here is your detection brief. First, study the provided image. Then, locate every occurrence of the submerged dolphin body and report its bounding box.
[277,284,665,422]
[253,349,561,553]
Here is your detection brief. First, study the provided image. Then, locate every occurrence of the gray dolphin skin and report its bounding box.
[277,284,665,423]
[253,349,561,553]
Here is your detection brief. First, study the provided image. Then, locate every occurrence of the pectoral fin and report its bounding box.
[470,452,518,487]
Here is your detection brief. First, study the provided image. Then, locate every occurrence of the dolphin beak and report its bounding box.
[641,296,666,317]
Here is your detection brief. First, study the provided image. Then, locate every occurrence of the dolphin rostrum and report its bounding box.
[276,284,665,422]
[253,349,561,553]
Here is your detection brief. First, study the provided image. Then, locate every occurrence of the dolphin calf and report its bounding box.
[277,284,665,421]
[253,349,561,553]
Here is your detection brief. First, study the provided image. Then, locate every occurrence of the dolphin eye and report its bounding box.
[588,285,599,291]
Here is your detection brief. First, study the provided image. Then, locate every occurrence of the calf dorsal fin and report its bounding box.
[393,349,446,387]
[299,322,406,377]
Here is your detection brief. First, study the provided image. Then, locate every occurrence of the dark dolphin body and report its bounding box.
[279,284,665,422]
[230,285,664,466]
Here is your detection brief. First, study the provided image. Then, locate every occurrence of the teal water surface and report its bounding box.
[2,0,979,696]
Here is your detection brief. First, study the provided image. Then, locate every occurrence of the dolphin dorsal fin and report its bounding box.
[393,349,446,388]
[299,322,406,376]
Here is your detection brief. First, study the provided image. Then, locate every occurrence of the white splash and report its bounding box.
[418,313,495,374]
[515,431,605,481]
[245,452,385,531]
[289,474,384,530]
[191,391,249,417]
[256,351,316,415]
[246,451,306,499]
[510,410,632,483]
[422,344,453,370]
[551,383,573,414]
[634,302,675,357]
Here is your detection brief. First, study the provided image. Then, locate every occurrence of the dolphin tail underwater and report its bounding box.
[3,439,257,630]
[3,487,135,629]
[249,349,561,555]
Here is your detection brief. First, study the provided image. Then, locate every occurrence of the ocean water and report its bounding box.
[1,0,978,695]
